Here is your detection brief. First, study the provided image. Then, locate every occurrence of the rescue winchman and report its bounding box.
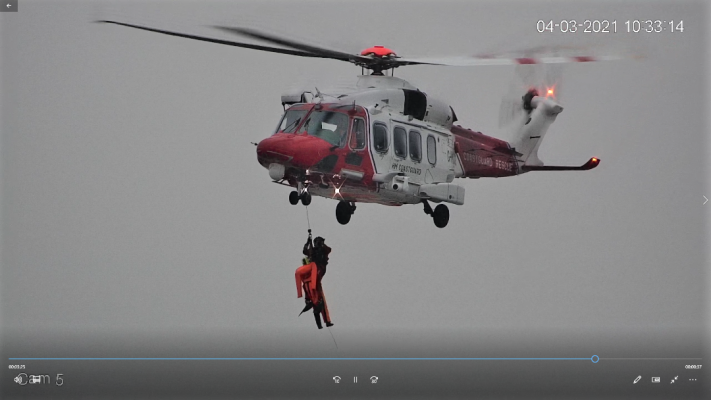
[295,229,333,329]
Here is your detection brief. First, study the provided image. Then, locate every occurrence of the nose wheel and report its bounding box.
[289,190,312,206]
[301,191,312,206]
[422,200,449,228]
[336,201,356,225]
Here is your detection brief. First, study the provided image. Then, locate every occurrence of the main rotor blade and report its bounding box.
[98,20,327,59]
[396,43,642,67]
[213,26,371,64]
[392,54,628,67]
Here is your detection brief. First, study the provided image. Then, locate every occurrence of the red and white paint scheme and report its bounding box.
[257,74,599,228]
[100,21,612,228]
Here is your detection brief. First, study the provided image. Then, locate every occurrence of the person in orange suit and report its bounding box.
[296,230,333,329]
[295,259,319,311]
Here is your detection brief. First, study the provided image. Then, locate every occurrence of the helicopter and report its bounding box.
[100,21,614,228]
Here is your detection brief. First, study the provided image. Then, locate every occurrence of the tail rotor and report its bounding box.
[498,49,566,129]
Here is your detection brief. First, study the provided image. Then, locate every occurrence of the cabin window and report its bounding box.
[409,130,422,161]
[350,118,366,150]
[427,135,437,165]
[393,126,407,158]
[296,111,349,147]
[373,123,388,153]
[275,109,308,134]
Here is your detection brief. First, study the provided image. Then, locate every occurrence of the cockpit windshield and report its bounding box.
[275,109,308,134]
[296,111,349,147]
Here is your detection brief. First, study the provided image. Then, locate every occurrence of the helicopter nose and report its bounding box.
[256,134,334,171]
[256,134,295,166]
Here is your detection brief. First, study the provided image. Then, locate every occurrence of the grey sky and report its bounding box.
[0,0,707,352]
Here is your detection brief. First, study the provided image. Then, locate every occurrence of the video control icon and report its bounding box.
[0,0,17,13]
[370,376,378,384]
[652,377,660,383]
[14,373,28,385]
[633,375,641,384]
[333,376,341,383]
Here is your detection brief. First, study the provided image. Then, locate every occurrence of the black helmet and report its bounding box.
[314,236,325,245]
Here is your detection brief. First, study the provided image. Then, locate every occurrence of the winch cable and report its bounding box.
[328,325,338,349]
[305,205,311,232]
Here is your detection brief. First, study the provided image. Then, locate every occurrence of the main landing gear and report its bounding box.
[422,200,449,228]
[335,201,356,225]
[289,190,311,206]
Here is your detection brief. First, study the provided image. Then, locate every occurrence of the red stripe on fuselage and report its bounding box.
[451,125,519,178]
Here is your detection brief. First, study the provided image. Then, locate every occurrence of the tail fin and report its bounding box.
[506,92,563,166]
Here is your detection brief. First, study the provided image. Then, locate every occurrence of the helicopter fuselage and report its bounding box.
[256,76,520,208]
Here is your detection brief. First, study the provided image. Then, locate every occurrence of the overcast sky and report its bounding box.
[0,0,707,357]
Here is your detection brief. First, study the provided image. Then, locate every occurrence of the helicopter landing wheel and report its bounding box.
[300,191,312,206]
[336,201,355,225]
[432,204,449,228]
[289,191,300,205]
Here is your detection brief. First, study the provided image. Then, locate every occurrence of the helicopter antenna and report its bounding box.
[313,87,342,103]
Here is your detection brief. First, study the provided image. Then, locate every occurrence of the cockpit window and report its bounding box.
[296,111,349,147]
[275,109,308,134]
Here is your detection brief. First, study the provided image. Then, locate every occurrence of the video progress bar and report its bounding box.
[10,356,601,362]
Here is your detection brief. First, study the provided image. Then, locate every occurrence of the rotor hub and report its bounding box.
[360,46,396,58]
